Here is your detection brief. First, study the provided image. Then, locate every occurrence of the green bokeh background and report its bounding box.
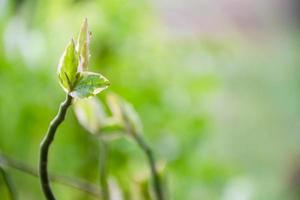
[0,0,300,199]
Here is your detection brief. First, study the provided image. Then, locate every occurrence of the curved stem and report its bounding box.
[133,134,164,200]
[0,166,17,200]
[39,94,73,200]
[0,152,101,198]
[98,138,110,200]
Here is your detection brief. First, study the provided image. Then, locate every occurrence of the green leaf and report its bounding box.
[74,97,123,136]
[70,72,110,98]
[73,98,106,134]
[121,99,143,135]
[106,93,123,121]
[76,18,90,69]
[57,39,79,92]
[106,93,143,135]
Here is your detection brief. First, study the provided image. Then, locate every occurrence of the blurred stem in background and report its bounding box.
[74,94,166,200]
[0,166,17,200]
[39,94,73,200]
[0,152,101,198]
[98,138,110,200]
[133,133,164,200]
[119,98,164,200]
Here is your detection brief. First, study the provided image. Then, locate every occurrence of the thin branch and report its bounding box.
[133,134,164,200]
[120,108,164,200]
[0,166,17,200]
[39,94,73,200]
[98,138,110,200]
[0,153,101,199]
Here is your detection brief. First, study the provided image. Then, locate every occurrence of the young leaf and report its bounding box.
[106,93,143,135]
[76,18,90,70]
[121,99,143,135]
[70,72,110,98]
[57,39,79,92]
[74,98,106,134]
[106,93,123,122]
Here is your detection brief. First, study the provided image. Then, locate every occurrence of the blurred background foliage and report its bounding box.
[0,0,300,199]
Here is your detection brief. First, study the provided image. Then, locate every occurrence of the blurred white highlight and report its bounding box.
[222,177,253,200]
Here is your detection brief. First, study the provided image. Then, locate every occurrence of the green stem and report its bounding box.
[39,94,73,200]
[0,152,101,198]
[0,166,17,200]
[133,134,164,200]
[98,138,110,200]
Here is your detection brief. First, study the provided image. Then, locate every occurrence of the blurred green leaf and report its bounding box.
[73,98,106,134]
[70,72,110,98]
[106,93,124,122]
[121,99,143,135]
[74,96,123,138]
[99,121,124,133]
[107,93,143,135]
[57,39,79,92]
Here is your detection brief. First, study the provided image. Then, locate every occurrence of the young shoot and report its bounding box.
[39,18,110,200]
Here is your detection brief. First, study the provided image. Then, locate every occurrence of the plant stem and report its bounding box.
[39,94,73,200]
[0,166,17,200]
[0,152,101,198]
[121,110,164,200]
[133,134,164,200]
[98,138,110,200]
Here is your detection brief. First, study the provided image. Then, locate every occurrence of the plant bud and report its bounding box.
[76,18,90,70]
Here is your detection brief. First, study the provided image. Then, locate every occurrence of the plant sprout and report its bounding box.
[39,18,110,200]
[74,93,165,200]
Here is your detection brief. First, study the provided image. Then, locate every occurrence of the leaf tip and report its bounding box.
[84,17,88,25]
